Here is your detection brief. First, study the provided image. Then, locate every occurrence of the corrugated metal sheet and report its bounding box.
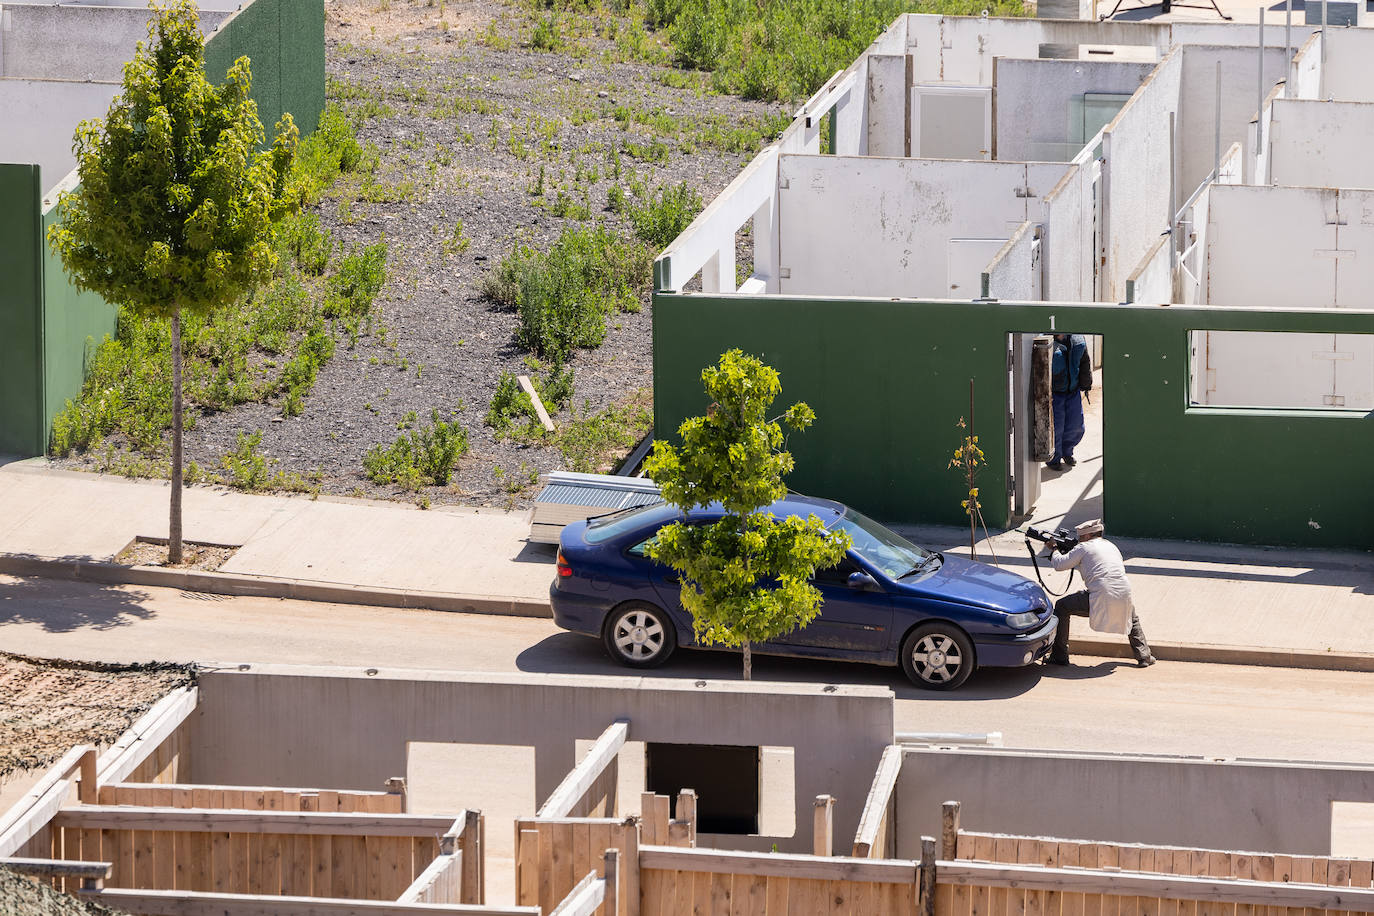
[530,473,665,542]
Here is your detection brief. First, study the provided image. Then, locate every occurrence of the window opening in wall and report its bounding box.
[1188,330,1374,411]
[645,743,795,837]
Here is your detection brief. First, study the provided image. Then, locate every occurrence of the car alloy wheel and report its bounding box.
[901,624,975,690]
[603,602,676,668]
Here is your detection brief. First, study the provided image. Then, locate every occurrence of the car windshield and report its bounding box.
[584,501,674,544]
[831,508,931,579]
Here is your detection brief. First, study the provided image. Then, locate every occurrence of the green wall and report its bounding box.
[0,165,44,456]
[204,0,326,143]
[653,294,1374,549]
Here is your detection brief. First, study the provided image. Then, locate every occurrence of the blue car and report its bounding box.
[550,494,1057,690]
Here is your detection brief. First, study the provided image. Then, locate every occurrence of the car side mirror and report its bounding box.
[847,571,878,591]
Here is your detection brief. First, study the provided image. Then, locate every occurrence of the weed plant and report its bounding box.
[482,225,652,361]
[50,108,380,458]
[485,364,575,439]
[554,389,653,473]
[628,181,703,247]
[363,410,470,491]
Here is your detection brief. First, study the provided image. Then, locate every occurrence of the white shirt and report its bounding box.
[1049,538,1134,634]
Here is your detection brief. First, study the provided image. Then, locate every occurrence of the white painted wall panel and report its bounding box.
[993,58,1154,162]
[1193,331,1373,410]
[1334,189,1374,309]
[1,4,232,79]
[1179,45,1289,196]
[0,80,121,184]
[776,155,1066,299]
[1321,29,1374,102]
[984,224,1038,301]
[1103,49,1181,301]
[1267,100,1374,189]
[1204,185,1337,308]
[1043,159,1097,301]
[1288,33,1322,100]
[867,54,909,158]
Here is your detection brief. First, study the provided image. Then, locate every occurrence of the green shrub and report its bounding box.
[554,390,653,473]
[363,410,470,490]
[606,184,628,213]
[279,321,336,417]
[277,212,333,275]
[531,13,563,50]
[221,431,273,491]
[485,226,651,360]
[326,241,388,344]
[654,0,1028,102]
[290,105,364,207]
[485,364,574,439]
[628,182,703,247]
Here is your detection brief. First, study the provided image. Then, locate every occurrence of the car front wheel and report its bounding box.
[901,624,975,690]
[603,602,677,668]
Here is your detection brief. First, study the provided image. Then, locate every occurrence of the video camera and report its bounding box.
[1025,525,1079,554]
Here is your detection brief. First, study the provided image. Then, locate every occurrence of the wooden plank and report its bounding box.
[971,834,995,916]
[96,689,198,788]
[540,722,629,818]
[991,836,1016,916]
[852,746,902,858]
[1289,858,1314,916]
[937,861,1374,910]
[1249,854,1275,916]
[517,828,539,908]
[1231,854,1252,916]
[1305,859,1327,916]
[638,846,921,884]
[0,744,95,858]
[575,821,592,885]
[765,874,789,916]
[86,888,538,916]
[1139,849,1158,916]
[710,870,733,916]
[1349,860,1372,890]
[516,375,557,432]
[52,806,456,836]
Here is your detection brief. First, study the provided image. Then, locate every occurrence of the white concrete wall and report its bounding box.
[896,746,1374,858]
[903,15,1171,87]
[1320,29,1374,102]
[1179,45,1289,196]
[189,667,896,855]
[993,58,1155,162]
[0,80,121,184]
[984,222,1039,300]
[1288,32,1322,100]
[775,155,1067,299]
[0,3,234,80]
[1125,235,1171,303]
[1102,49,1181,301]
[1171,21,1315,50]
[1267,99,1374,188]
[1042,154,1097,302]
[1192,329,1374,410]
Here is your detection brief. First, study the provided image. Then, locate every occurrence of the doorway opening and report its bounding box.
[1008,331,1106,530]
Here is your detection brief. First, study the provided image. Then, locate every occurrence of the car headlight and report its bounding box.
[1006,611,1039,629]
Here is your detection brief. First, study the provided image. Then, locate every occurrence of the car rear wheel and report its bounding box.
[603,602,677,668]
[901,624,975,690]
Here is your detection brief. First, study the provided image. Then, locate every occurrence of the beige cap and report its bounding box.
[1075,519,1105,539]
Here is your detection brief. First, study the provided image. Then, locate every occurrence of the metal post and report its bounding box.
[1257,7,1266,151]
[1285,0,1293,98]
[1168,112,1177,273]
[1214,60,1222,180]
[1321,0,1328,99]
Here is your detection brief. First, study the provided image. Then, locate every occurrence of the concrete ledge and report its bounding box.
[0,554,552,619]
[1070,636,1374,673]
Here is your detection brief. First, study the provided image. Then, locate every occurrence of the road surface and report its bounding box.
[4,573,1373,765]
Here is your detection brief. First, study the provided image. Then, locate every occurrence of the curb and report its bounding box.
[5,553,1373,673]
[0,554,552,619]
[1069,636,1374,673]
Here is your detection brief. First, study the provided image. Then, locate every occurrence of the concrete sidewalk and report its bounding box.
[1,459,1371,670]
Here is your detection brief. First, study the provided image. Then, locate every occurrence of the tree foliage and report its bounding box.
[48,0,298,318]
[644,350,850,675]
[47,0,298,563]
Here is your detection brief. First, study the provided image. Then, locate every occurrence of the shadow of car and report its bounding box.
[549,494,1057,690]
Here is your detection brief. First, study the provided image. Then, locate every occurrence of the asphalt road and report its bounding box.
[4,573,1374,766]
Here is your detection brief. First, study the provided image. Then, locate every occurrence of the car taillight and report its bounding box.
[556,550,573,578]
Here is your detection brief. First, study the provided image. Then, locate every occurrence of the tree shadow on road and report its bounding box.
[514,632,1043,700]
[0,570,157,632]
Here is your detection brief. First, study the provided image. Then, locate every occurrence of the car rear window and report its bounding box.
[583,501,676,544]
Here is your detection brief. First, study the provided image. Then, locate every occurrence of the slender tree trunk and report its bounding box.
[742,642,752,681]
[169,306,184,565]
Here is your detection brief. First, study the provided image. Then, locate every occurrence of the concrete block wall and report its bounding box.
[992,58,1155,162]
[189,667,896,855]
[894,746,1374,858]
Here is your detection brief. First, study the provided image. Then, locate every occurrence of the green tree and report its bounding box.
[48,0,297,564]
[644,350,850,679]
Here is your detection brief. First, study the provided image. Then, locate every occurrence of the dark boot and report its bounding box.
[1129,611,1154,667]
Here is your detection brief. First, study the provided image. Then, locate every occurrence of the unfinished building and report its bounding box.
[651,13,1373,550]
[4,666,1374,914]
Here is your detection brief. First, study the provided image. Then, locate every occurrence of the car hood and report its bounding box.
[892,553,1049,612]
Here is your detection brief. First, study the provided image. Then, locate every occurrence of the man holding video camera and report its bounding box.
[1043,519,1154,667]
